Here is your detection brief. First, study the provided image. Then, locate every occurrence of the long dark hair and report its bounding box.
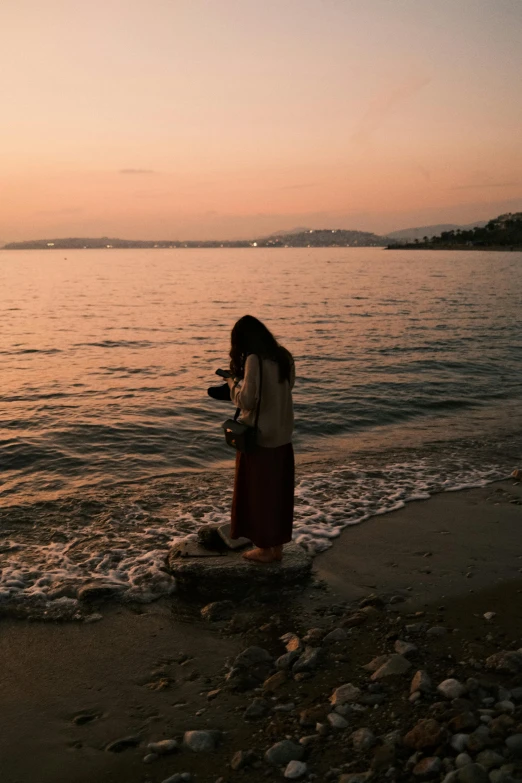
[229,315,293,382]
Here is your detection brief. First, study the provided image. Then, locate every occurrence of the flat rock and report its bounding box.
[327,712,349,729]
[404,719,444,750]
[147,739,178,755]
[457,764,489,783]
[200,600,234,621]
[395,640,418,657]
[371,654,411,680]
[330,683,362,706]
[183,730,217,752]
[411,670,432,694]
[264,740,304,766]
[485,650,522,674]
[171,538,226,558]
[167,541,312,599]
[293,646,321,673]
[284,760,307,779]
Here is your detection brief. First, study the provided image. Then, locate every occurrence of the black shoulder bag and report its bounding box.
[222,357,263,453]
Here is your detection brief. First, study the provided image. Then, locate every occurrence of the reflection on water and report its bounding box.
[1,247,522,504]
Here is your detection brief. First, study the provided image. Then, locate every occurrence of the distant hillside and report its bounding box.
[2,229,390,250]
[388,220,487,242]
[389,213,522,250]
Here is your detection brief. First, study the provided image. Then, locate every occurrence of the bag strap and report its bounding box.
[233,354,263,425]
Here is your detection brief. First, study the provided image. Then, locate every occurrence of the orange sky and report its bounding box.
[1,0,521,241]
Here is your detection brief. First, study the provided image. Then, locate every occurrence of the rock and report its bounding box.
[456,754,473,768]
[427,626,447,636]
[327,712,349,729]
[510,686,522,702]
[438,679,466,700]
[352,728,376,751]
[395,640,418,657]
[200,601,234,621]
[449,712,479,732]
[280,632,303,653]
[105,735,141,752]
[299,705,329,727]
[413,757,442,776]
[451,734,470,752]
[143,753,158,763]
[302,628,325,644]
[457,764,489,783]
[371,743,396,771]
[160,775,185,783]
[323,628,348,643]
[168,541,312,598]
[234,646,273,668]
[489,715,514,737]
[225,668,259,691]
[276,651,300,670]
[330,683,362,706]
[363,655,389,672]
[404,719,444,750]
[411,670,432,694]
[505,734,522,756]
[371,654,411,680]
[243,698,269,720]
[147,739,178,755]
[485,650,522,675]
[284,760,307,779]
[77,581,124,602]
[483,612,496,622]
[342,611,369,628]
[293,646,322,673]
[405,622,427,635]
[495,700,515,713]
[230,750,256,770]
[263,671,287,692]
[442,774,458,783]
[338,773,372,783]
[183,730,217,752]
[170,538,225,558]
[475,750,504,769]
[216,522,251,550]
[264,740,304,767]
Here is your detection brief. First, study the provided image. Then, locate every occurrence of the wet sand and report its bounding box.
[1,479,521,783]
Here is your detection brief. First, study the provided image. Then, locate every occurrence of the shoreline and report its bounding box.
[1,480,522,782]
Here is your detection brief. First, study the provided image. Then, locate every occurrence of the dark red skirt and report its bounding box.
[231,443,294,548]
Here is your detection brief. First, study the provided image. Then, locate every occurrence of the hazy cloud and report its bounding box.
[119,168,156,175]
[352,74,431,145]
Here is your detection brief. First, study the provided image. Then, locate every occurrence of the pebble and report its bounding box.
[437,678,466,699]
[403,719,444,750]
[411,669,432,694]
[323,628,348,643]
[483,612,496,621]
[230,750,256,770]
[293,646,322,673]
[456,754,473,768]
[494,700,515,713]
[371,654,411,680]
[451,734,470,752]
[327,712,349,729]
[456,764,489,783]
[234,646,273,668]
[276,651,300,670]
[183,730,217,752]
[330,683,362,706]
[395,640,418,657]
[505,733,522,756]
[243,697,269,720]
[147,739,178,755]
[264,740,304,766]
[200,601,234,621]
[475,750,504,769]
[280,633,303,653]
[413,757,442,776]
[284,760,307,779]
[143,753,158,763]
[351,728,375,751]
[263,670,287,692]
[427,626,447,636]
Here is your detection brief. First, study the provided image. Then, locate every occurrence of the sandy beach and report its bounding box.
[1,479,522,783]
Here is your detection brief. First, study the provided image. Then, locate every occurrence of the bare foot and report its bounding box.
[242,547,280,564]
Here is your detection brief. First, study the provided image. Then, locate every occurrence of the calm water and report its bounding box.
[1,248,522,612]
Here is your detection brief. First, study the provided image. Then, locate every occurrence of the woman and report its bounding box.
[226,315,295,564]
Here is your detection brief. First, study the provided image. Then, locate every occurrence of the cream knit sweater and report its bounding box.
[230,354,295,448]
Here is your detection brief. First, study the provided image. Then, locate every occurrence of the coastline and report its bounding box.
[1,479,522,782]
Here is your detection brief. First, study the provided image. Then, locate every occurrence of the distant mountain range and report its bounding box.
[389,212,522,250]
[387,221,487,242]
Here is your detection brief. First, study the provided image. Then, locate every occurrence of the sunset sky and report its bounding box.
[1,0,521,241]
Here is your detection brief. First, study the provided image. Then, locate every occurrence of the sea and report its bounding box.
[1,247,521,615]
